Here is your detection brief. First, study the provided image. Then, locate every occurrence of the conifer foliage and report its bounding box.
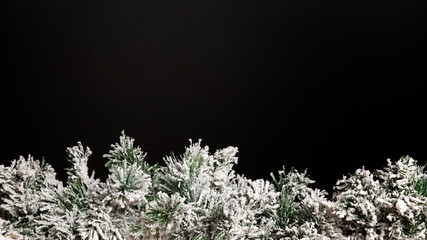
[1,132,426,239]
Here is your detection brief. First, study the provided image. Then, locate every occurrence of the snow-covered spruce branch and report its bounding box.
[1,132,426,240]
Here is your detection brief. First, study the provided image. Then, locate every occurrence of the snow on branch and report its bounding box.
[0,133,426,239]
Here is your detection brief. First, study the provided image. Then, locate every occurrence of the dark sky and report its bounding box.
[2,0,426,193]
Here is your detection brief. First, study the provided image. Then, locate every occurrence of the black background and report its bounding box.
[2,0,426,193]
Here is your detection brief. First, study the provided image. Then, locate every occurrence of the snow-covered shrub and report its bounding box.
[270,166,344,240]
[0,155,63,239]
[333,157,427,240]
[143,140,278,239]
[0,132,426,240]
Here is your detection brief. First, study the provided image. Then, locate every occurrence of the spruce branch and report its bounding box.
[104,131,155,175]
[64,142,100,211]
